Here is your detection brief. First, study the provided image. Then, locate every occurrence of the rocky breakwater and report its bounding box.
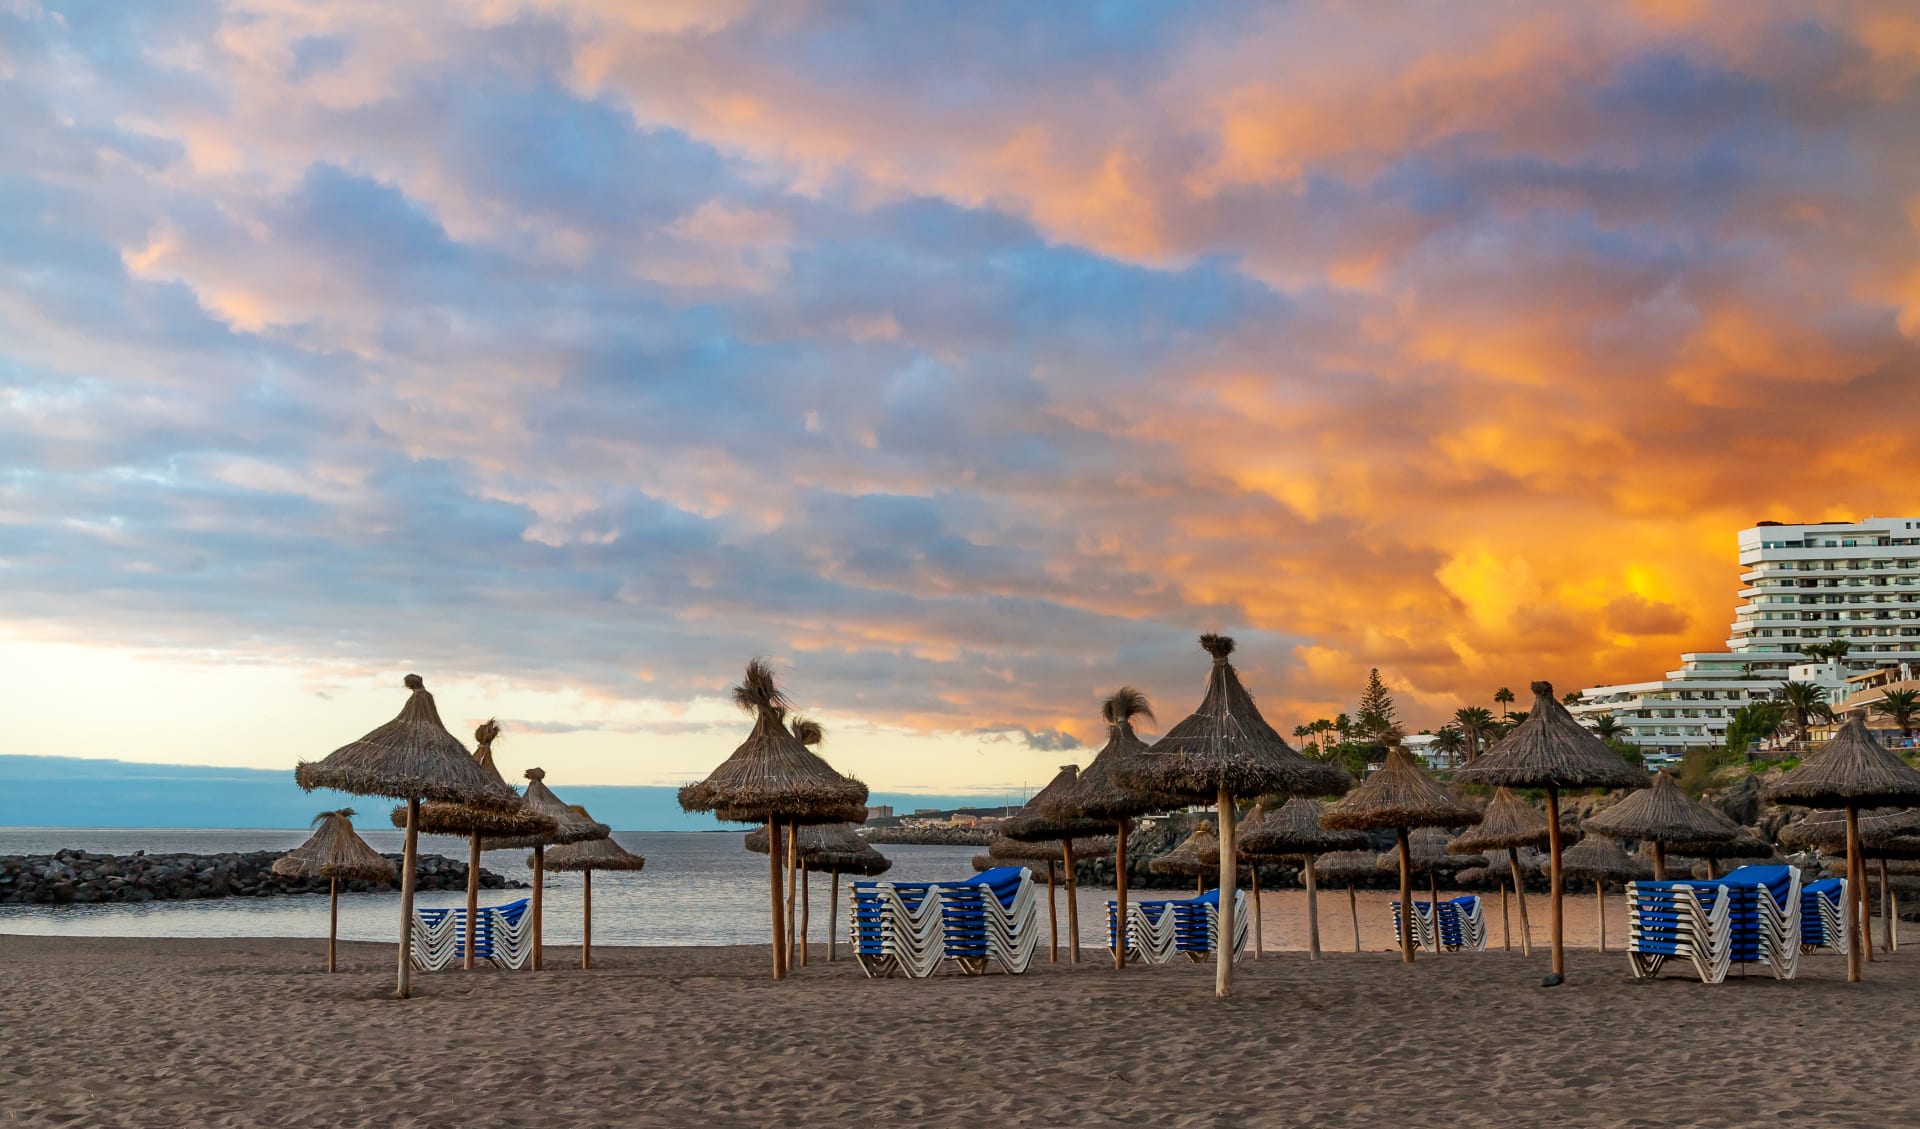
[863,826,993,846]
[0,849,527,906]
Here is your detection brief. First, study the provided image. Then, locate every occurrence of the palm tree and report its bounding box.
[1778,681,1831,740]
[1493,687,1515,720]
[1826,638,1853,662]
[1562,690,1583,706]
[1589,715,1624,741]
[1505,710,1529,728]
[1453,706,1496,762]
[1800,641,1830,663]
[1334,713,1352,743]
[1312,718,1335,754]
[1431,726,1467,769]
[1293,724,1311,749]
[1876,689,1920,740]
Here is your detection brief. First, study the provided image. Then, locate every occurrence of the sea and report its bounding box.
[0,828,1098,948]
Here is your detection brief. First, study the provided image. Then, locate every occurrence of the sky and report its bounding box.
[3,1,1919,800]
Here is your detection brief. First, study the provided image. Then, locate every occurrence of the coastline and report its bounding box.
[7,932,1915,1127]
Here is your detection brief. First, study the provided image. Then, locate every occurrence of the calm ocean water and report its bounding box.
[0,828,1103,948]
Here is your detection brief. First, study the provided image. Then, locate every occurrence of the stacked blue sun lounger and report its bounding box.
[1104,889,1249,965]
[1627,865,1802,983]
[410,898,532,970]
[1799,877,1849,955]
[1390,896,1487,952]
[851,866,1038,978]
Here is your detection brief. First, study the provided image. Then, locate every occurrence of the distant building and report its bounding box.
[1400,733,1441,767]
[1576,516,1920,758]
[864,805,894,822]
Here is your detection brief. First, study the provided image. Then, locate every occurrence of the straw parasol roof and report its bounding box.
[1238,797,1369,858]
[1778,807,1920,851]
[680,661,869,825]
[481,767,610,850]
[539,810,646,872]
[1763,715,1920,809]
[1455,682,1648,791]
[745,823,893,875]
[1378,827,1485,874]
[1323,747,1482,832]
[1308,849,1381,884]
[1049,687,1183,824]
[1002,765,1109,842]
[1559,833,1650,884]
[1448,788,1559,853]
[398,720,558,838]
[1150,821,1219,876]
[1584,770,1740,847]
[273,809,396,883]
[1118,635,1351,802]
[296,675,520,807]
[984,833,1115,864]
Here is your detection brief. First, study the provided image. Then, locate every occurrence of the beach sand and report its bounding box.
[4,915,1915,1128]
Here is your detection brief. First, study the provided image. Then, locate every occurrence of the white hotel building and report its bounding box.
[1573,516,1920,759]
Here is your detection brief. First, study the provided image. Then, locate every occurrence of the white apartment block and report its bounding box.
[1574,516,1920,759]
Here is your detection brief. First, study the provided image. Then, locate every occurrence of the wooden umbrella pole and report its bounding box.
[1862,854,1877,963]
[1845,805,1863,983]
[1545,786,1565,982]
[531,845,545,972]
[1304,856,1321,960]
[1196,873,1204,895]
[769,819,786,980]
[829,867,840,963]
[1249,864,1263,961]
[1429,869,1441,955]
[1500,882,1511,952]
[1397,827,1414,963]
[1882,860,1895,954]
[1062,839,1081,964]
[328,877,339,973]
[465,833,481,972]
[1113,819,1131,970]
[1046,860,1058,963]
[1216,785,1237,998]
[799,861,810,968]
[1510,847,1533,957]
[1651,841,1667,882]
[1595,880,1606,954]
[396,798,419,1000]
[581,868,592,970]
[1348,883,1361,954]
[785,825,799,967]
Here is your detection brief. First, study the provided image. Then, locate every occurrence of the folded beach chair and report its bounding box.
[1104,890,1247,964]
[1628,865,1801,983]
[410,898,533,971]
[1799,877,1849,956]
[1107,898,1179,964]
[851,867,1039,978]
[1390,896,1487,952]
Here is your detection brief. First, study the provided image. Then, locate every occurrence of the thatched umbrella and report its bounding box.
[1584,771,1739,880]
[296,674,519,999]
[1324,747,1480,963]
[393,721,556,971]
[1558,833,1649,953]
[1309,849,1383,953]
[537,808,645,970]
[1448,788,1558,956]
[1455,681,1647,985]
[1790,809,1920,960]
[1002,764,1108,964]
[1764,714,1920,982]
[679,659,868,980]
[273,808,396,973]
[1379,827,1483,956]
[1151,820,1220,894]
[480,767,607,972]
[1042,687,1181,969]
[1235,797,1367,959]
[1117,634,1351,997]
[746,823,890,963]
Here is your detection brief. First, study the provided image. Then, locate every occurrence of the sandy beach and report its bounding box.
[5,924,1915,1128]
